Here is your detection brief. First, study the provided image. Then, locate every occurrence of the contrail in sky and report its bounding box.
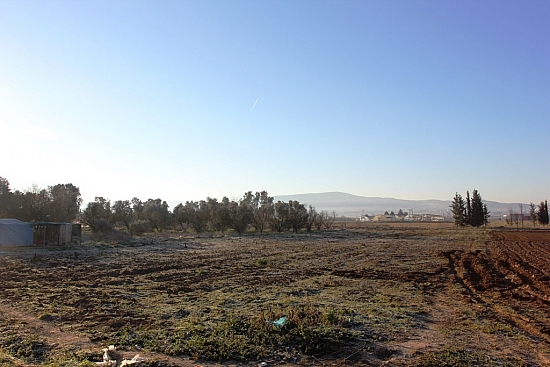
[250,99,258,113]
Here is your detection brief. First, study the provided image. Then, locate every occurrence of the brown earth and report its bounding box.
[1,225,550,366]
[447,230,550,345]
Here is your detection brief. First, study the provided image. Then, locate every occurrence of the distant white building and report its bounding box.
[430,215,445,222]
[357,214,372,222]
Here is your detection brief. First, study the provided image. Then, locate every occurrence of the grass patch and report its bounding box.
[0,334,50,363]
[115,304,357,361]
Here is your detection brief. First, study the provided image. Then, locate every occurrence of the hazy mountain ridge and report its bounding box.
[274,192,523,218]
[168,192,524,219]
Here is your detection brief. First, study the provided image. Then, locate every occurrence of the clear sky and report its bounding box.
[1,0,549,206]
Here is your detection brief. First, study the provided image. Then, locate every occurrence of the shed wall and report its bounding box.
[0,220,33,245]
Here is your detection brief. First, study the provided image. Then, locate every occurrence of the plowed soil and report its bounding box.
[447,230,550,344]
[1,225,550,366]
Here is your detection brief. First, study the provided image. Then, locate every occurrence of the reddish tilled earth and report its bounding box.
[448,230,550,344]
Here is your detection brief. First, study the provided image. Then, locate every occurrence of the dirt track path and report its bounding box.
[0,302,94,351]
[0,302,236,367]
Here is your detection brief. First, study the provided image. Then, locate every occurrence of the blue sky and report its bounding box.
[1,0,549,205]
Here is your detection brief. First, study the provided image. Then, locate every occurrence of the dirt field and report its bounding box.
[1,224,550,366]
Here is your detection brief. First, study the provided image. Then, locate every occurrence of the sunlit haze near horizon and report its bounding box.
[1,0,549,206]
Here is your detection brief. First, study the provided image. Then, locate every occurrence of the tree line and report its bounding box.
[0,177,336,235]
[0,177,82,222]
[450,189,490,227]
[83,191,337,235]
[504,201,549,228]
[451,189,550,228]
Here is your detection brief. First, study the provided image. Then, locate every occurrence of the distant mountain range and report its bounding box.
[273,192,524,218]
[167,192,525,219]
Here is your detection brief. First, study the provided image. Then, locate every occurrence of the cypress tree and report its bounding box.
[537,200,549,226]
[465,191,472,226]
[470,189,485,227]
[451,189,489,227]
[450,193,466,227]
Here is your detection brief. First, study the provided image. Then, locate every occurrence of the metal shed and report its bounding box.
[32,222,81,246]
[0,219,34,245]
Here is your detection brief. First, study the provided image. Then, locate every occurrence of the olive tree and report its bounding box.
[82,197,112,232]
[20,185,51,222]
[305,206,318,232]
[143,199,171,232]
[173,203,188,230]
[112,200,134,231]
[271,201,290,232]
[182,200,210,233]
[47,183,82,222]
[206,197,231,232]
[132,197,145,221]
[0,177,14,218]
[228,194,254,235]
[251,191,274,233]
[287,200,308,233]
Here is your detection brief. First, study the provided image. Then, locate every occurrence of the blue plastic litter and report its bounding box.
[269,316,288,327]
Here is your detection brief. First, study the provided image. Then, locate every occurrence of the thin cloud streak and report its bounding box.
[249,99,258,114]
